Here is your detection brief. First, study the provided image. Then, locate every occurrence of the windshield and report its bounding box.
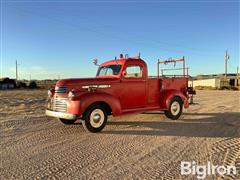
[97,64,122,76]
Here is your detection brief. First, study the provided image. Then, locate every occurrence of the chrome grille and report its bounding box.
[53,97,67,112]
[55,86,68,94]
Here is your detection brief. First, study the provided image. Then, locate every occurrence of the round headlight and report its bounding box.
[68,91,75,99]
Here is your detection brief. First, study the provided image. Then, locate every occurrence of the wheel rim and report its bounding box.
[170,101,180,116]
[90,109,105,128]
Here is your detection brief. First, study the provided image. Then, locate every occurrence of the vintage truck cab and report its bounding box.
[46,54,193,132]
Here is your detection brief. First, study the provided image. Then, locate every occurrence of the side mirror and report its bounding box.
[122,70,126,77]
[93,59,99,66]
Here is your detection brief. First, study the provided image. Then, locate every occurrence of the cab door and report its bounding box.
[120,65,146,109]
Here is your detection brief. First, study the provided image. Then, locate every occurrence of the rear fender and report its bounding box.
[160,90,189,109]
[78,92,122,116]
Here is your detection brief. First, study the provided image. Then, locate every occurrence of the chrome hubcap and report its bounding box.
[90,109,104,128]
[171,101,180,116]
[93,113,101,122]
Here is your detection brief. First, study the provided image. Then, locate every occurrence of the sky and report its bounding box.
[0,0,239,80]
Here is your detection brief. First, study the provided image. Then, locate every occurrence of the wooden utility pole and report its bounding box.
[237,66,239,86]
[16,60,18,80]
[237,66,239,77]
[225,50,230,79]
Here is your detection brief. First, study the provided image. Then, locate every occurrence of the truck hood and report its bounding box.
[56,77,119,90]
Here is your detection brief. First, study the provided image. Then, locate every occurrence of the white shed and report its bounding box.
[188,78,221,88]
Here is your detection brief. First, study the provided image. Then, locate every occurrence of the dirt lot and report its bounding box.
[0,90,239,179]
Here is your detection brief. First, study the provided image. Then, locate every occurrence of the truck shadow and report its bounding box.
[103,112,240,138]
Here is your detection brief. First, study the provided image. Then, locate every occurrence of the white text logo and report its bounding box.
[181,161,237,179]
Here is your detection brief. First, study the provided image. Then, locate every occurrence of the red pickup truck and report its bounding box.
[46,54,193,132]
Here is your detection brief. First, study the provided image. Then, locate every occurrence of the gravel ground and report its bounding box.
[0,89,239,179]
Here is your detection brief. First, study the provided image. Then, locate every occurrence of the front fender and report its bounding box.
[78,92,122,116]
[160,90,189,109]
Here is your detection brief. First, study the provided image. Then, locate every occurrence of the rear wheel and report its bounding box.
[59,118,77,125]
[164,97,183,120]
[82,104,107,133]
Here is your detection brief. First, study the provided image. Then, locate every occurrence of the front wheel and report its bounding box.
[82,104,108,133]
[164,97,183,120]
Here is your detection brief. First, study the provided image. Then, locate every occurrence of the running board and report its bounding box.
[121,106,161,115]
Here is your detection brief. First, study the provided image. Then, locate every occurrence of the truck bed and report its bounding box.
[145,76,188,107]
[148,76,188,91]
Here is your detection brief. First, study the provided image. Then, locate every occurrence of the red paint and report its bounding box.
[51,57,190,118]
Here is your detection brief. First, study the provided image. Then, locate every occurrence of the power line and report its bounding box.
[3,1,240,3]
[7,5,224,57]
[51,6,224,54]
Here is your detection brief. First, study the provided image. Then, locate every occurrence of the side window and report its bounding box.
[125,65,143,78]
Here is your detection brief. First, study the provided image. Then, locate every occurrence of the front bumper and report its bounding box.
[46,110,77,120]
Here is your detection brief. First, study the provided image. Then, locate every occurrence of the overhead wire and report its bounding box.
[5,4,226,58]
